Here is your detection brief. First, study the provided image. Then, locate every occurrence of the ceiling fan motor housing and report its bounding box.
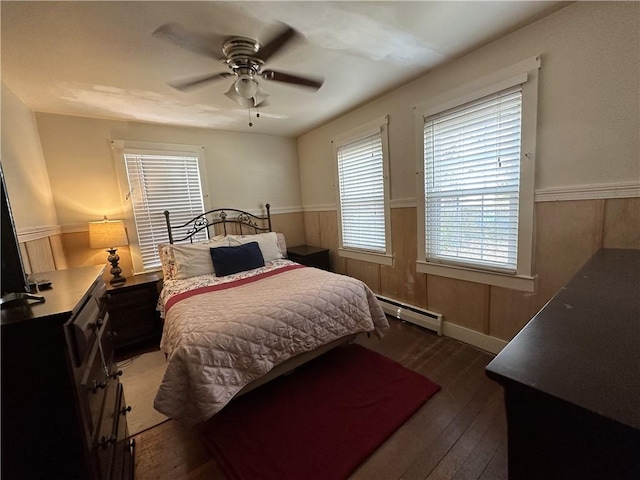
[223,37,264,78]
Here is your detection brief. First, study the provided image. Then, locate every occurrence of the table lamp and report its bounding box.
[89,216,129,286]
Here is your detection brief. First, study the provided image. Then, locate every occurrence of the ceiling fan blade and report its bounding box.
[256,23,299,62]
[153,23,226,60]
[261,70,324,90]
[169,72,233,92]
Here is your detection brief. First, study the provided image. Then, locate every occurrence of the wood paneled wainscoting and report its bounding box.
[303,196,640,349]
[17,225,68,274]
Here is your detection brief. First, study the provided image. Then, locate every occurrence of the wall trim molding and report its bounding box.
[60,223,89,234]
[302,203,337,212]
[534,180,640,202]
[268,205,304,215]
[17,225,62,242]
[303,181,639,213]
[59,207,304,235]
[390,198,417,208]
[442,321,508,355]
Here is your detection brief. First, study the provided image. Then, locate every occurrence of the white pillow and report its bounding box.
[228,232,283,262]
[171,236,229,279]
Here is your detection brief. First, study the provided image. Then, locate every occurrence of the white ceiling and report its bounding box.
[1,1,566,137]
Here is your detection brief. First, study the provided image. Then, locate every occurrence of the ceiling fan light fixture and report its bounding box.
[224,84,266,109]
[234,75,258,99]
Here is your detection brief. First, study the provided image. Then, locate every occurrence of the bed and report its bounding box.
[153,204,389,425]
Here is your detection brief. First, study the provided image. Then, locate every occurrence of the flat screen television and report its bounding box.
[1,162,43,306]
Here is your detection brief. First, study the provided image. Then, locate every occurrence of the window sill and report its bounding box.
[416,260,536,292]
[338,248,394,266]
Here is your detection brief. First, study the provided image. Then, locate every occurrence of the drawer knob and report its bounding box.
[121,405,132,416]
[99,434,116,448]
[109,369,123,379]
[90,380,107,393]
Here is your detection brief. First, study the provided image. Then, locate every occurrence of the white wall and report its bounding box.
[1,83,59,230]
[35,113,302,226]
[297,1,640,208]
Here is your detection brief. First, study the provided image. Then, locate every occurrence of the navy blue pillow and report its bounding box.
[210,242,265,277]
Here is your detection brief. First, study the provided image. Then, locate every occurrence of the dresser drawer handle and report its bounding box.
[109,369,123,379]
[121,405,132,416]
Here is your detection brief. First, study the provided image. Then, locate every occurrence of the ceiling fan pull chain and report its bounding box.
[247,106,253,127]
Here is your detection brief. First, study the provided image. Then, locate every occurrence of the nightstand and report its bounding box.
[287,245,331,271]
[106,272,162,358]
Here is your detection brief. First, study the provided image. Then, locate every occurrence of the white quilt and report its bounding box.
[153,260,389,425]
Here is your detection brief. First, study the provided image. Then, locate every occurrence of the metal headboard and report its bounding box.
[164,204,272,244]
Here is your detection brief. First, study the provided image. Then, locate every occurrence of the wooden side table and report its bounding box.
[287,245,331,271]
[106,272,162,358]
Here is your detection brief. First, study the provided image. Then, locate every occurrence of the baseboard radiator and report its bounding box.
[376,295,443,336]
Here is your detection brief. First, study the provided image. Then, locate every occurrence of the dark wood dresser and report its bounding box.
[1,265,134,480]
[486,249,640,479]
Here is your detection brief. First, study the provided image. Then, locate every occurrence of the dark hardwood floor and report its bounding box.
[133,318,507,479]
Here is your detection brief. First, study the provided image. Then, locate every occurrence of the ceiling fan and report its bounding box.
[153,22,324,112]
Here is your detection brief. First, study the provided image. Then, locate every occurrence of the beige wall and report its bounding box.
[1,83,68,273]
[2,94,305,273]
[32,113,305,272]
[298,2,640,208]
[35,113,303,226]
[297,2,640,342]
[1,83,58,230]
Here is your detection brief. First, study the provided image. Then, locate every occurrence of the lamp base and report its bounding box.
[109,275,126,287]
[106,248,127,287]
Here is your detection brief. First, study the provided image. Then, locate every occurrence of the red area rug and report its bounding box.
[200,343,440,480]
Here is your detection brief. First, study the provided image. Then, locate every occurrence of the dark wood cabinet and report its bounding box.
[287,245,331,271]
[1,265,134,480]
[107,272,161,357]
[486,249,640,479]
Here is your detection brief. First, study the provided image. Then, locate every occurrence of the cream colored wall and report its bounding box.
[298,2,640,208]
[297,2,640,345]
[32,113,305,273]
[35,113,303,226]
[1,83,68,273]
[1,83,58,229]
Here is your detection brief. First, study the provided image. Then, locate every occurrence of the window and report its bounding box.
[112,141,208,273]
[333,116,392,266]
[415,57,540,291]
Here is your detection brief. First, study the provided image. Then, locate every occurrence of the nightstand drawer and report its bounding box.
[108,286,155,309]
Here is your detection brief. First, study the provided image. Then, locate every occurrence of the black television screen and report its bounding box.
[1,162,29,299]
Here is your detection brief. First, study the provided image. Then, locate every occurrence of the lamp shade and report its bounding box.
[89,218,128,249]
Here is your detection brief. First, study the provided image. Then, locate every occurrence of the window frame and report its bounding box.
[414,57,540,292]
[111,140,210,274]
[332,115,393,266]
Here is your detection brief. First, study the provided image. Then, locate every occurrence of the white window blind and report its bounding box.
[337,131,387,253]
[423,85,522,272]
[124,152,206,271]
